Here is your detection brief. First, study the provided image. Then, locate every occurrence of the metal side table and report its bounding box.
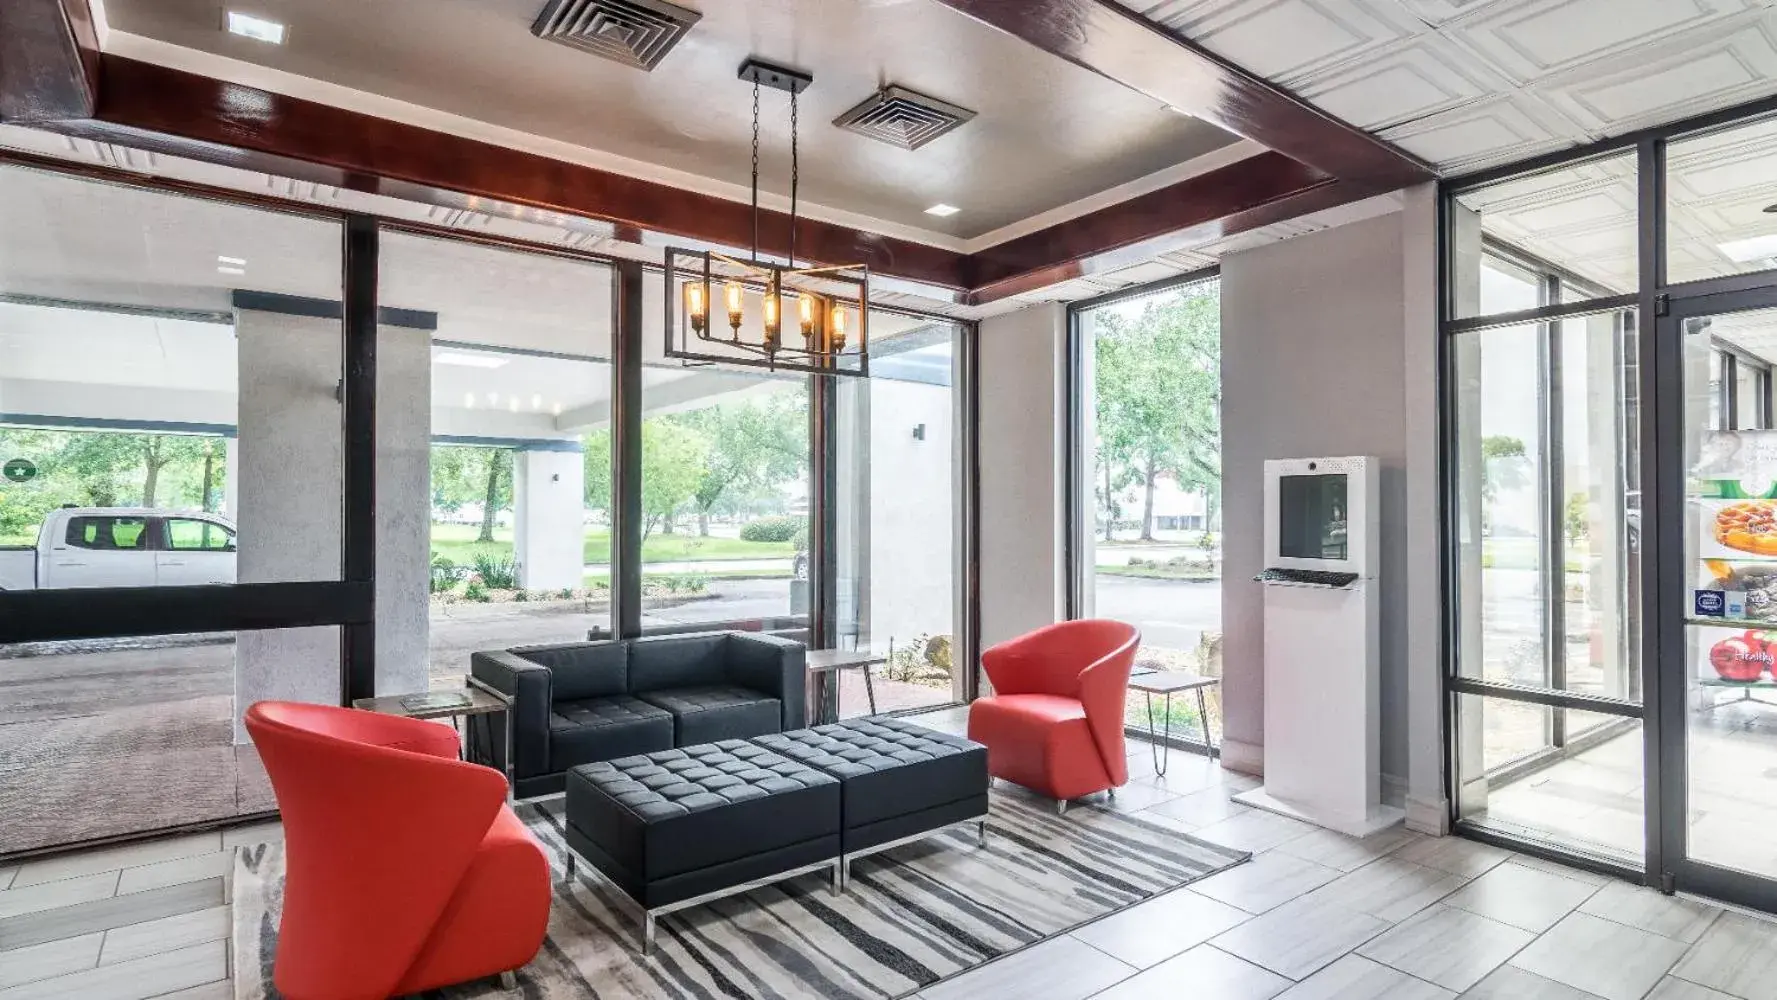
[1127,671,1220,775]
[353,677,515,800]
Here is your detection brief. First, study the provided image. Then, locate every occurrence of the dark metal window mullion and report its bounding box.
[610,262,644,638]
[1541,274,1568,748]
[340,214,378,704]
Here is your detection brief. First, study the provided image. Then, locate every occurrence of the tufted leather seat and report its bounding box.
[636,685,782,746]
[564,741,841,908]
[756,719,988,852]
[549,696,673,771]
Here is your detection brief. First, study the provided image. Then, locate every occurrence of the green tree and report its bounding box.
[1094,287,1221,542]
[582,421,710,539]
[669,391,806,535]
[430,447,513,542]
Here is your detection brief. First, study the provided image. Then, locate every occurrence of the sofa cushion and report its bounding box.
[637,685,783,746]
[564,741,839,885]
[628,633,729,693]
[755,719,988,828]
[512,641,628,702]
[548,696,673,772]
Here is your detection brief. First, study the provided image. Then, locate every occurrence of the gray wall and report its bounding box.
[1220,213,1412,793]
[977,303,1065,660]
[375,323,431,696]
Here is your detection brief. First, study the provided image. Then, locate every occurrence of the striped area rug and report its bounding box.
[233,791,1248,999]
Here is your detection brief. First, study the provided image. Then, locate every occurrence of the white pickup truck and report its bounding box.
[0,508,237,591]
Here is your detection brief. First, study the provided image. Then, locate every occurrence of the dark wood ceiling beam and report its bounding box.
[0,0,101,122]
[926,0,1435,189]
[59,56,971,289]
[967,150,1329,297]
[12,46,1390,304]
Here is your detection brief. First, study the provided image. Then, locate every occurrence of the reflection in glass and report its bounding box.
[1456,695,1644,864]
[1667,114,1777,286]
[1450,152,1636,319]
[1683,308,1777,879]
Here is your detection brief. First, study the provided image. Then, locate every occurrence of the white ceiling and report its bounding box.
[1115,0,1777,175]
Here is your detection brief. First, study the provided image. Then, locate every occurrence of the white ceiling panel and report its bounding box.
[1108,0,1777,175]
[1445,0,1760,85]
[1295,33,1511,130]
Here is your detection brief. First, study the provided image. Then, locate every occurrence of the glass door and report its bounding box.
[1663,289,1777,907]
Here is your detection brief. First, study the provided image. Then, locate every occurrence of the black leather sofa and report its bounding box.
[470,631,805,798]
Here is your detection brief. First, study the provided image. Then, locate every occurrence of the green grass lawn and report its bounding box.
[430,523,794,566]
[1097,565,1220,581]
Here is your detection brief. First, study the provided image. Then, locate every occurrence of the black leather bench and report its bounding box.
[755,719,989,889]
[563,720,989,953]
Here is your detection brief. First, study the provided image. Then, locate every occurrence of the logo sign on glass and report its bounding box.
[2,458,37,484]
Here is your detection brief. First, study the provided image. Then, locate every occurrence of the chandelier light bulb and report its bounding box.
[508,397,519,413]
[725,281,744,332]
[762,291,781,350]
[464,392,476,409]
[531,394,543,411]
[686,281,708,336]
[799,293,816,339]
[830,304,849,354]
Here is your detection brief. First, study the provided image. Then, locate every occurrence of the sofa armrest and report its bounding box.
[470,650,552,779]
[725,632,806,731]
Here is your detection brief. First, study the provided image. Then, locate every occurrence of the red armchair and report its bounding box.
[967,620,1140,812]
[245,701,550,1000]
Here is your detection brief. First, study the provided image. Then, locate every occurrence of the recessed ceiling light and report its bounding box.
[217,255,247,266]
[925,204,960,217]
[226,11,286,44]
[435,352,510,369]
[1719,235,1777,263]
[217,265,246,276]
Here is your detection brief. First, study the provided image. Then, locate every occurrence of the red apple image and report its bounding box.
[1712,637,1768,682]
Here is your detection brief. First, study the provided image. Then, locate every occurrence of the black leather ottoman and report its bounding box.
[755,718,990,888]
[562,740,841,953]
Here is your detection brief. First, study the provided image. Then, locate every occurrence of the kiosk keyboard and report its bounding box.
[1253,567,1360,588]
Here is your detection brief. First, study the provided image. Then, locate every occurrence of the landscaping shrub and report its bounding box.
[739,515,804,543]
[464,579,490,602]
[428,554,459,594]
[471,552,519,590]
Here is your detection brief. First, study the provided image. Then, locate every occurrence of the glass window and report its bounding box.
[0,165,346,851]
[1450,152,1637,319]
[835,315,964,716]
[1456,695,1644,865]
[1074,278,1223,747]
[635,270,813,637]
[166,517,235,551]
[1667,113,1777,287]
[379,232,614,688]
[65,515,150,550]
[1736,358,1768,430]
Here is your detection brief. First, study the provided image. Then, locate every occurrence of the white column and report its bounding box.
[977,304,1065,668]
[222,437,240,519]
[232,308,343,742]
[513,448,586,592]
[375,322,431,696]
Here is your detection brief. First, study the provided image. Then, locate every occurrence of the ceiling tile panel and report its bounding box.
[1534,12,1777,134]
[1294,33,1513,129]
[1157,0,1426,83]
[1445,0,1759,84]
[1378,91,1589,171]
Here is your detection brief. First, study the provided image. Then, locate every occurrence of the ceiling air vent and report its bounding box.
[833,86,975,151]
[531,0,701,72]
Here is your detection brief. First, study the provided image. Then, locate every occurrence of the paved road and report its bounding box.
[1090,576,1223,651]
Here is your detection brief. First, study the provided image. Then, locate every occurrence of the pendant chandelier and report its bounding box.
[664,59,870,376]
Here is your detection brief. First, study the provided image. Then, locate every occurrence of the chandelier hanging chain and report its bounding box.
[789,87,799,271]
[750,77,761,263]
[663,58,867,377]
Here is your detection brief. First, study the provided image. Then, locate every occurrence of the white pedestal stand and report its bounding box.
[1232,579,1404,837]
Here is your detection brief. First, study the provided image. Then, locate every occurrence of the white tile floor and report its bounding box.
[4,707,1777,1000]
